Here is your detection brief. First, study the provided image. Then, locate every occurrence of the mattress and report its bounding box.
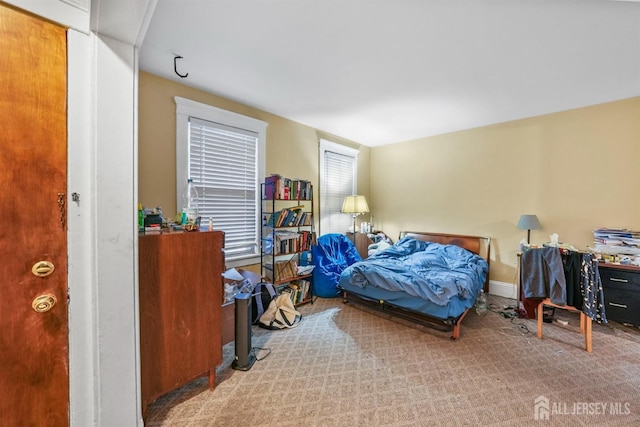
[339,279,474,320]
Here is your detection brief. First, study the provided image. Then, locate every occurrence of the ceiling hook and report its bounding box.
[174,55,188,78]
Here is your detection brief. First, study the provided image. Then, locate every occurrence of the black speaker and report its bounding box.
[231,292,256,371]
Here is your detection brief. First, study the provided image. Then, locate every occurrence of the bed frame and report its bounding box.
[342,231,491,340]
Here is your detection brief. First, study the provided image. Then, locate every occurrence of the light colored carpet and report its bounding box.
[144,295,640,426]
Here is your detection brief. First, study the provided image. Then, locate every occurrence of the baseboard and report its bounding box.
[488,280,517,300]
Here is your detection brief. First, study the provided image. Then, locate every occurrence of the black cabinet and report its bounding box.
[599,264,640,326]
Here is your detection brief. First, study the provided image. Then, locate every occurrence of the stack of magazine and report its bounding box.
[593,228,640,265]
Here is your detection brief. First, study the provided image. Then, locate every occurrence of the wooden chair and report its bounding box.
[536,298,592,353]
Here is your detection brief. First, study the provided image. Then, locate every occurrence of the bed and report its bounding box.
[338,231,491,339]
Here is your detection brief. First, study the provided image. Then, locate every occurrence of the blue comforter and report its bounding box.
[340,237,488,306]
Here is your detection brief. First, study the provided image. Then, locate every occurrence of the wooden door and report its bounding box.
[0,4,69,426]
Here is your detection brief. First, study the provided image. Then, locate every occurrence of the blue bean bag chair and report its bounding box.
[312,233,362,298]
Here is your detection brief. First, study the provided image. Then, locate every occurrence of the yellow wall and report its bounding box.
[138,71,370,221]
[139,72,639,288]
[370,97,640,285]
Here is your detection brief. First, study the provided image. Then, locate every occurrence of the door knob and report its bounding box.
[32,294,57,313]
[32,261,55,277]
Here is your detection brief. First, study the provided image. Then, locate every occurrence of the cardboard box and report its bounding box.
[222,268,262,303]
[221,268,263,344]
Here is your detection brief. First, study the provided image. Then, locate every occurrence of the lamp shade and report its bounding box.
[517,214,541,231]
[341,195,369,215]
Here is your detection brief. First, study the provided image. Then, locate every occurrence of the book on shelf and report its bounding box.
[264,174,280,200]
[265,210,282,227]
[270,230,316,255]
[279,206,304,227]
[263,174,312,200]
[286,206,304,226]
[281,177,290,200]
[264,259,298,282]
[274,231,300,254]
[264,259,315,283]
[293,279,311,303]
[280,279,311,305]
[274,230,300,240]
[265,206,309,229]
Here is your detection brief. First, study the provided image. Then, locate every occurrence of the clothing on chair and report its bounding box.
[581,253,607,324]
[562,250,583,310]
[521,246,567,306]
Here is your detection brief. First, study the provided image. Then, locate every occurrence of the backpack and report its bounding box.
[251,282,278,324]
[258,294,302,330]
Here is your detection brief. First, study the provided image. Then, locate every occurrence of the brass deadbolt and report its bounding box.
[32,294,57,313]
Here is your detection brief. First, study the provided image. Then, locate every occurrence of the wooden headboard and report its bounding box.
[399,231,491,292]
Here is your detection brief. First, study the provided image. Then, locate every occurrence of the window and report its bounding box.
[319,139,359,235]
[175,97,267,265]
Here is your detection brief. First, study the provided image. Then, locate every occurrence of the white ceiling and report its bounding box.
[139,0,640,147]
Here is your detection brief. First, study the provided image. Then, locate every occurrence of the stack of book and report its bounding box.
[264,260,298,283]
[273,230,300,254]
[280,280,311,304]
[264,174,312,200]
[266,230,316,255]
[265,206,310,227]
[593,228,640,265]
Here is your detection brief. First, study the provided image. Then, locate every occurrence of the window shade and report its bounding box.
[320,149,356,235]
[189,117,259,258]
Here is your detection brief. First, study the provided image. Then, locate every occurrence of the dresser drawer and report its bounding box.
[603,287,640,326]
[599,265,640,326]
[599,267,640,291]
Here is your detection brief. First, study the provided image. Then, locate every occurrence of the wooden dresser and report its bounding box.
[348,232,391,259]
[347,232,374,259]
[139,231,224,415]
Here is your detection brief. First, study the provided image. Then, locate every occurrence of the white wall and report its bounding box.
[67,19,143,427]
[68,24,142,427]
[67,28,98,427]
[93,33,141,426]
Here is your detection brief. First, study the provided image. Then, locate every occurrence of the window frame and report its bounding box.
[319,139,359,236]
[175,96,267,267]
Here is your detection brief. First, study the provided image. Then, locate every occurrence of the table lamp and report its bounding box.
[341,195,369,235]
[517,214,541,244]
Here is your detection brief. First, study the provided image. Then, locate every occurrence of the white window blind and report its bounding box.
[189,117,258,258]
[175,96,267,265]
[319,139,358,235]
